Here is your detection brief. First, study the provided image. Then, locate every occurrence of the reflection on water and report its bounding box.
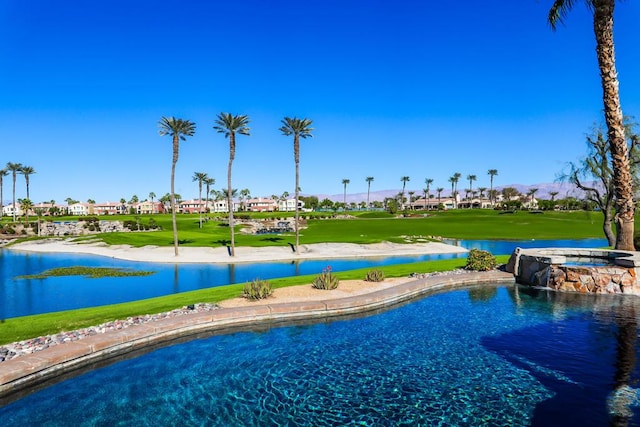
[444,238,609,255]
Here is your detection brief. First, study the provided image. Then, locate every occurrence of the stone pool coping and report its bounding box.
[0,270,514,404]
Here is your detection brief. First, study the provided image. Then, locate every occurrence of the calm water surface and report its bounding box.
[0,238,608,319]
[1,285,639,426]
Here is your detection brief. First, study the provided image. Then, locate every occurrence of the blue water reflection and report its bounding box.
[0,238,608,319]
[444,238,609,255]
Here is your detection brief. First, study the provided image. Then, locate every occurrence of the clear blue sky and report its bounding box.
[1,0,639,204]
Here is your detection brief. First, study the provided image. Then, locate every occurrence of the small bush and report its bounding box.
[364,269,385,282]
[312,266,339,290]
[243,278,273,300]
[465,249,497,271]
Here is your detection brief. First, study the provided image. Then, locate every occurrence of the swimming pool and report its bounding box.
[1,284,638,425]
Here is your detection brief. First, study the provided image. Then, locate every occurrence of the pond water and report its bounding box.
[0,238,608,319]
[1,285,639,426]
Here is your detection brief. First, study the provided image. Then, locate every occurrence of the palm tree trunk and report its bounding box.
[171,137,179,256]
[294,136,300,254]
[12,172,16,221]
[228,134,236,257]
[594,1,634,250]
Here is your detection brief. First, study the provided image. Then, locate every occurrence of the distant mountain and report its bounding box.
[310,182,591,203]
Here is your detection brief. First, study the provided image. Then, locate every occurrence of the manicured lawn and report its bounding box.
[0,256,509,345]
[56,209,605,248]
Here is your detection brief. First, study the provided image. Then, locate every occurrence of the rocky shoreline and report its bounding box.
[0,303,219,363]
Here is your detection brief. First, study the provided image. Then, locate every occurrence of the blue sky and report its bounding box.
[1,0,639,204]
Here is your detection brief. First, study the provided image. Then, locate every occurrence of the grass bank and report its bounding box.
[0,256,509,345]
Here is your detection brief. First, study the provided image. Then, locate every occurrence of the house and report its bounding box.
[246,197,277,212]
[278,198,307,212]
[92,201,128,215]
[68,202,91,216]
[2,202,23,217]
[178,199,207,214]
[134,201,165,215]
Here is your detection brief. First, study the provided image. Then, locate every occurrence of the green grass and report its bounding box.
[16,266,156,280]
[42,209,604,249]
[0,256,509,345]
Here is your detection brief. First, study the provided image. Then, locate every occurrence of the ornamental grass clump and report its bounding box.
[243,278,273,300]
[312,266,339,290]
[465,249,497,271]
[364,269,385,282]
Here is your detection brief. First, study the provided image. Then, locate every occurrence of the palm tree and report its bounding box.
[448,173,460,208]
[0,168,7,217]
[280,117,313,254]
[408,191,415,210]
[478,187,487,199]
[548,1,633,250]
[488,169,498,204]
[549,191,559,202]
[19,165,35,200]
[365,176,374,209]
[527,188,539,209]
[422,188,429,210]
[436,187,444,208]
[424,178,433,210]
[192,172,209,228]
[204,177,215,215]
[342,179,350,207]
[158,116,196,256]
[18,198,33,227]
[148,192,156,214]
[400,176,410,209]
[467,174,477,206]
[214,112,250,257]
[6,162,23,221]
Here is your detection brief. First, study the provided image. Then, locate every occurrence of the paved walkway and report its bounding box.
[0,271,514,404]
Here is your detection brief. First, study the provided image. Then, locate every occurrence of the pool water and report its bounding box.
[2,285,639,426]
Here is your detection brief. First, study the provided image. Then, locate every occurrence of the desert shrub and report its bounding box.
[312,266,339,290]
[243,278,273,300]
[364,269,385,282]
[465,249,497,271]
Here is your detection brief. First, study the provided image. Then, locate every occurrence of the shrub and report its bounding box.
[364,269,385,282]
[243,278,273,300]
[312,266,339,290]
[465,249,497,271]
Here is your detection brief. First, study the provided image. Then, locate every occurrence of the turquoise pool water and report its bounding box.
[2,284,639,426]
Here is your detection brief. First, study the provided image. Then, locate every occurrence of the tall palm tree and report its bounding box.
[549,191,559,201]
[6,162,23,221]
[214,112,250,257]
[527,188,539,209]
[280,117,313,254]
[436,187,444,208]
[408,191,415,210]
[342,179,350,206]
[424,178,433,210]
[0,168,7,217]
[365,176,374,209]
[549,1,633,249]
[192,171,209,228]
[400,176,410,209]
[19,165,35,200]
[487,169,498,205]
[158,116,196,256]
[448,173,460,209]
[204,177,215,215]
[467,174,477,206]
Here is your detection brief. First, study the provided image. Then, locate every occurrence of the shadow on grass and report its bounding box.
[168,240,195,245]
[260,237,284,243]
[213,239,231,246]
